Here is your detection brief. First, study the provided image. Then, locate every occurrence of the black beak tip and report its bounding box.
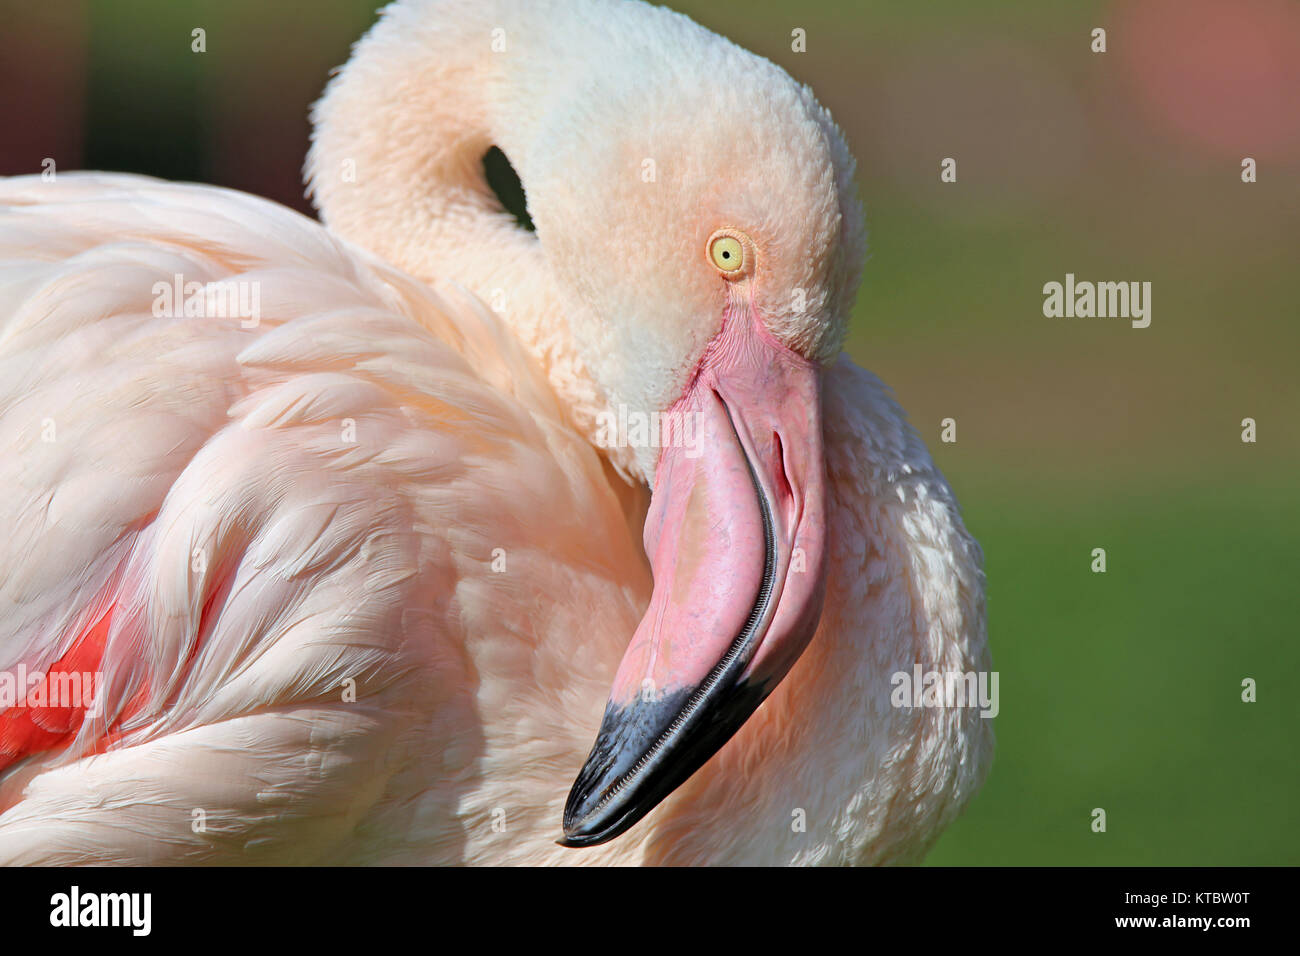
[556,830,598,848]
[558,680,775,850]
[559,813,634,848]
[559,792,623,848]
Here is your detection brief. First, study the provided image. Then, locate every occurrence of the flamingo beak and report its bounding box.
[561,314,828,847]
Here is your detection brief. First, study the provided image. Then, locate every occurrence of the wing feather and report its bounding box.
[0,173,619,860]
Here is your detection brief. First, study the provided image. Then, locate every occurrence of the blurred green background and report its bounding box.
[1,0,1296,864]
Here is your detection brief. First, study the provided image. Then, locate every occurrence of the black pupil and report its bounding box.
[722,251,731,258]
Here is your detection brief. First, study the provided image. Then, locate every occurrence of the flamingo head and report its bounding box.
[504,5,868,846]
[309,0,866,848]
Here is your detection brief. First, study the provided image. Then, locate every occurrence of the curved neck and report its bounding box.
[306,0,627,473]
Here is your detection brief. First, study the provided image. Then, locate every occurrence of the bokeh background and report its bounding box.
[2,0,1297,864]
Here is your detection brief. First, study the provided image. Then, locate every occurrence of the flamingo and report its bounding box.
[0,0,990,865]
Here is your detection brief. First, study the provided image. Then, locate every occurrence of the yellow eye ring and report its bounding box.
[708,233,746,275]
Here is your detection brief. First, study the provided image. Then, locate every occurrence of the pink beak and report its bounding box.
[562,309,827,846]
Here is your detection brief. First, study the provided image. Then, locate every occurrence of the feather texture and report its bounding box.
[0,0,990,865]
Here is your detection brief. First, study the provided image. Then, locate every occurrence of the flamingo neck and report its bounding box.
[306,0,633,477]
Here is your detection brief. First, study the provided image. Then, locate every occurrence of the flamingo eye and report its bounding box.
[708,234,745,274]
